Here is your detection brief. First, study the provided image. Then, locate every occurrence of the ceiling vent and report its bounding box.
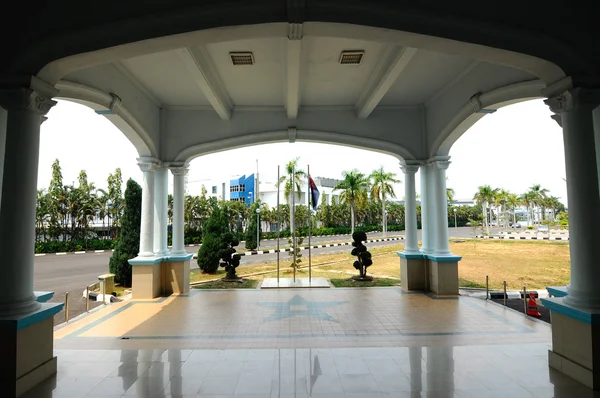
[229,52,254,65]
[339,50,364,65]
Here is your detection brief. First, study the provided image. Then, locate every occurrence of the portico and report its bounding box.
[1,1,600,396]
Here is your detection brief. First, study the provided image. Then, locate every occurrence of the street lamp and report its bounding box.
[453,207,458,233]
[256,208,261,250]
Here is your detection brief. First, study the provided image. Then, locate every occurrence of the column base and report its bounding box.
[397,253,461,295]
[129,254,193,299]
[398,252,426,291]
[0,302,63,397]
[541,297,600,389]
[162,254,192,295]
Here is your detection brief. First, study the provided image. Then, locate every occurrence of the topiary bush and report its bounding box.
[350,231,373,281]
[108,179,142,287]
[197,206,228,273]
[219,232,242,280]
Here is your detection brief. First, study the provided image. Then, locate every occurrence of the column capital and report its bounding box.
[399,161,420,174]
[167,163,189,176]
[0,79,58,116]
[544,87,600,115]
[137,157,160,173]
[428,156,451,171]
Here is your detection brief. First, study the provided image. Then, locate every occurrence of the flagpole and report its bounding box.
[292,165,296,283]
[308,165,312,283]
[277,165,280,284]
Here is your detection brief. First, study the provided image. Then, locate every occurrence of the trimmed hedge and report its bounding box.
[35,239,115,253]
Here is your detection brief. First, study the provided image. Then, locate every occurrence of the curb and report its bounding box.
[476,235,568,241]
[191,237,404,258]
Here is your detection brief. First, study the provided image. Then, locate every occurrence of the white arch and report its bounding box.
[173,129,414,164]
[39,22,565,86]
[431,79,547,157]
[55,80,157,157]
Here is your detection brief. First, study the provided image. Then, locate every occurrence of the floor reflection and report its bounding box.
[22,344,600,397]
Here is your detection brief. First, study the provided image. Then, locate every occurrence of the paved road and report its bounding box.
[35,226,483,325]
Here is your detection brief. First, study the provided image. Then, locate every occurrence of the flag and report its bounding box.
[309,176,320,211]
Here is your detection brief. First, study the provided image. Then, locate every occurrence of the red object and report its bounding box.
[527,292,542,318]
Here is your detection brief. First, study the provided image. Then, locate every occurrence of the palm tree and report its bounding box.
[525,184,549,224]
[506,192,520,227]
[446,188,455,204]
[277,157,306,236]
[473,185,495,234]
[369,166,400,237]
[494,189,508,228]
[334,169,369,234]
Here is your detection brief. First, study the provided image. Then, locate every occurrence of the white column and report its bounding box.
[169,165,188,255]
[137,158,158,257]
[431,157,451,256]
[546,88,600,309]
[0,87,56,315]
[400,162,420,254]
[419,165,430,253]
[153,167,169,256]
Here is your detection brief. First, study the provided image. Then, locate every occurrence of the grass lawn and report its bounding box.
[330,278,399,287]
[192,278,259,289]
[189,239,570,290]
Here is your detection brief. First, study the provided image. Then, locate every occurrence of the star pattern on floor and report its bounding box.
[254,294,347,323]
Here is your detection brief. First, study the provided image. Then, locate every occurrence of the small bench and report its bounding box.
[547,286,568,298]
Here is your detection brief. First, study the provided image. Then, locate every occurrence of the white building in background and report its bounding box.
[184,175,343,209]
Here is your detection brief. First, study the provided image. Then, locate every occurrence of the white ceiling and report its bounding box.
[205,38,286,107]
[119,36,482,110]
[301,37,388,106]
[379,50,476,105]
[120,51,211,106]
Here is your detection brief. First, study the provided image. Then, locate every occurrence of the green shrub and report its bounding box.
[108,179,142,287]
[197,206,229,273]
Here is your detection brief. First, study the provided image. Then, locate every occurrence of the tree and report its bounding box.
[219,232,242,280]
[278,157,306,236]
[473,185,496,234]
[107,168,124,238]
[197,205,229,273]
[370,166,400,236]
[506,193,520,227]
[350,231,373,280]
[108,179,142,287]
[245,201,262,250]
[335,169,369,234]
[446,188,455,204]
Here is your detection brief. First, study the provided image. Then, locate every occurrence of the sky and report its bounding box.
[39,99,567,205]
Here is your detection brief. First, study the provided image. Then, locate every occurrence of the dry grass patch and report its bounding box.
[189,240,570,290]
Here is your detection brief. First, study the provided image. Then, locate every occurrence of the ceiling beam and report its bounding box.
[355,46,418,119]
[285,23,303,119]
[176,46,232,120]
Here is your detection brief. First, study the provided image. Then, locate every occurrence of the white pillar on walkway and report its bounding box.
[169,164,188,256]
[0,87,56,316]
[431,157,451,256]
[419,164,431,253]
[153,166,170,256]
[137,157,158,257]
[546,88,600,309]
[400,162,420,254]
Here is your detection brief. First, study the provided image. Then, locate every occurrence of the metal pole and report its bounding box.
[64,292,69,322]
[503,280,507,306]
[277,165,280,283]
[523,286,527,315]
[485,275,489,300]
[292,165,296,283]
[308,165,312,283]
[86,284,90,312]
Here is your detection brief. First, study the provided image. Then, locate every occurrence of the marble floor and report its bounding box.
[24,287,600,397]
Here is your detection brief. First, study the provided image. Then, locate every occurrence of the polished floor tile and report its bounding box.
[19,288,600,397]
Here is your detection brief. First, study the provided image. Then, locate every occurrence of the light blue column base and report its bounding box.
[546,286,569,298]
[541,297,600,389]
[0,302,64,331]
[35,291,54,303]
